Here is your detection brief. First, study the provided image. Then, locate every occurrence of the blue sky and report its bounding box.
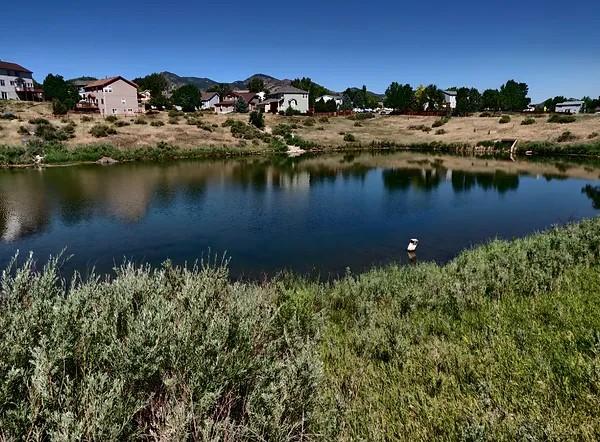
[4,0,599,102]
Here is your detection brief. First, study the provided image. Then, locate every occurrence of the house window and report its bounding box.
[101,99,104,104]
[112,108,118,114]
[1,92,7,100]
[10,81,15,86]
[0,80,4,86]
[121,99,126,104]
[127,108,132,112]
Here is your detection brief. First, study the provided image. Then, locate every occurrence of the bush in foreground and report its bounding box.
[89,124,117,138]
[2,217,600,439]
[548,114,576,124]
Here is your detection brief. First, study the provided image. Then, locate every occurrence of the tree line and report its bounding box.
[383,80,531,114]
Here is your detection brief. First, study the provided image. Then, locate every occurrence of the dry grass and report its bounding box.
[2,101,600,150]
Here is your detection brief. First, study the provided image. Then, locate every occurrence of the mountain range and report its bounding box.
[160,72,293,92]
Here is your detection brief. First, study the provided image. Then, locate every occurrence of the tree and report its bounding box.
[42,74,79,113]
[455,87,482,115]
[208,83,233,99]
[384,82,414,111]
[247,77,265,93]
[422,85,445,111]
[340,94,353,111]
[249,111,265,128]
[343,86,379,109]
[235,97,249,113]
[499,80,530,112]
[582,96,600,113]
[314,98,338,113]
[171,84,201,112]
[481,89,501,111]
[542,96,567,112]
[132,73,168,97]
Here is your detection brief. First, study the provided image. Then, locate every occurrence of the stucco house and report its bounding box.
[214,92,260,114]
[0,60,43,101]
[256,85,309,114]
[316,94,343,108]
[442,90,457,110]
[79,76,140,116]
[555,100,585,114]
[201,92,220,109]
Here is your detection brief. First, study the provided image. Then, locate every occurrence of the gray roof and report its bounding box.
[443,90,457,96]
[556,101,584,106]
[270,85,308,94]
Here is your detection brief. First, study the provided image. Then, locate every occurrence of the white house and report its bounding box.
[555,101,585,114]
[316,94,343,107]
[200,91,220,109]
[0,60,42,101]
[443,90,457,110]
[256,85,309,114]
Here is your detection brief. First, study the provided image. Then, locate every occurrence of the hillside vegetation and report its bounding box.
[1,218,600,440]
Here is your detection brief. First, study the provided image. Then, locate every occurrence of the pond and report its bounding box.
[1,152,599,279]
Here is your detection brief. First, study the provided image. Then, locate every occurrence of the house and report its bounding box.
[214,91,260,114]
[555,100,585,114]
[442,90,457,110]
[0,60,43,101]
[316,94,343,107]
[255,85,309,114]
[200,92,220,110]
[79,76,140,116]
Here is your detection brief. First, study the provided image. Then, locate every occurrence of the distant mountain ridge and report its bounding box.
[160,71,293,91]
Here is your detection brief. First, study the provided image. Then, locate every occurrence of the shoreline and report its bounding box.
[2,138,600,168]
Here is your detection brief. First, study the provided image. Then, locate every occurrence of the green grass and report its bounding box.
[1,217,600,439]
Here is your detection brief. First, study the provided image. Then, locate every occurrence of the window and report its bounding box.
[121,98,126,104]
[101,99,104,104]
[10,81,15,86]
[127,108,132,112]
[112,108,118,114]
[1,92,7,99]
[0,80,4,86]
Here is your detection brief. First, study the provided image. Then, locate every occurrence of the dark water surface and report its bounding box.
[1,152,599,279]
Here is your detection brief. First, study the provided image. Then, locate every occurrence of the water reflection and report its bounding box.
[0,152,599,278]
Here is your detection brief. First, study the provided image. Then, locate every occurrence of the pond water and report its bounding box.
[1,152,599,279]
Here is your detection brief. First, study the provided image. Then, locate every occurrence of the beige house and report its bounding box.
[80,76,140,116]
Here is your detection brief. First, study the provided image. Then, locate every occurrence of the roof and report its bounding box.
[556,101,584,106]
[0,60,32,73]
[269,85,308,95]
[234,91,259,103]
[317,95,342,100]
[215,101,236,107]
[201,92,219,101]
[443,90,457,96]
[84,76,138,90]
[256,98,281,106]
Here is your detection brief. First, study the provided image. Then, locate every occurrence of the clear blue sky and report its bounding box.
[4,0,599,102]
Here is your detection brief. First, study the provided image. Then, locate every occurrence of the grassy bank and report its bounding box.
[1,219,600,439]
[0,141,265,166]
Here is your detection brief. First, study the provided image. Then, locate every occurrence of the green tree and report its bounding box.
[481,89,501,111]
[42,74,79,113]
[171,84,201,112]
[499,80,530,111]
[581,96,600,113]
[247,78,265,93]
[384,82,414,111]
[249,110,264,128]
[235,97,249,113]
[340,94,353,111]
[422,84,445,111]
[132,73,168,97]
[455,87,482,115]
[542,96,567,112]
[208,83,233,99]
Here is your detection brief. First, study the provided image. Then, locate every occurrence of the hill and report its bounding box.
[160,72,293,92]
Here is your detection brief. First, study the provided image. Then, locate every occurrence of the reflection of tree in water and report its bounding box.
[582,185,600,209]
[231,161,270,190]
[453,170,519,193]
[340,163,369,181]
[382,168,444,192]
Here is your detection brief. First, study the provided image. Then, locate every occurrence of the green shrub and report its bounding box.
[303,117,316,127]
[354,112,375,120]
[479,112,492,117]
[285,107,301,116]
[168,117,179,125]
[81,115,93,122]
[270,137,288,152]
[557,130,577,142]
[343,133,356,142]
[89,124,117,138]
[588,132,599,139]
[114,120,130,127]
[1,112,17,120]
[105,115,118,123]
[548,114,576,123]
[28,117,50,125]
[319,116,330,123]
[432,116,450,127]
[134,117,148,125]
[249,111,265,129]
[435,128,446,135]
[354,121,363,127]
[51,99,69,115]
[499,115,511,124]
[272,123,293,137]
[150,120,165,127]
[168,109,184,118]
[34,123,74,141]
[521,117,536,125]
[17,125,30,135]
